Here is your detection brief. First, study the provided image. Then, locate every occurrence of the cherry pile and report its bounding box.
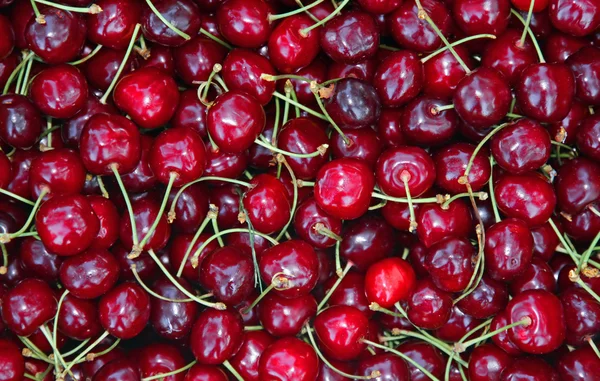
[0,0,599,379]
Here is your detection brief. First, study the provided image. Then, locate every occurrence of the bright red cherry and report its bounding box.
[560,287,600,346]
[453,0,511,36]
[577,114,600,161]
[267,14,319,74]
[330,127,383,169]
[314,305,369,361]
[320,11,379,64]
[397,340,446,381]
[258,337,318,381]
[29,64,88,119]
[416,199,473,248]
[184,364,228,381]
[29,148,86,200]
[401,96,459,146]
[98,282,150,339]
[549,0,600,37]
[216,0,272,48]
[199,246,254,306]
[87,0,141,49]
[62,95,117,148]
[59,248,120,299]
[365,257,416,308]
[373,50,423,108]
[482,29,537,85]
[407,278,453,329]
[140,0,201,47]
[1,279,57,336]
[221,48,276,106]
[229,331,274,381]
[485,218,534,281]
[293,197,342,249]
[191,309,244,365]
[433,142,491,194]
[242,173,290,235]
[389,0,452,52]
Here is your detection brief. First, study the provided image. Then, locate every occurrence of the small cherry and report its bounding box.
[330,127,383,169]
[433,142,491,194]
[376,146,436,198]
[1,278,57,336]
[87,0,141,49]
[401,95,459,146]
[19,237,62,282]
[320,11,379,64]
[242,173,290,235]
[57,292,102,341]
[293,197,342,249]
[530,222,560,261]
[141,0,201,47]
[560,202,600,242]
[99,282,151,339]
[549,0,600,37]
[149,277,199,340]
[324,78,381,129]
[407,278,453,329]
[209,184,242,229]
[191,309,244,365]
[485,218,534,281]
[200,246,254,305]
[328,58,377,83]
[140,44,176,76]
[59,248,120,299]
[258,293,316,337]
[216,0,272,48]
[365,257,416,308]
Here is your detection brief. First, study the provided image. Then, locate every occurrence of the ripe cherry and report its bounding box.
[0,94,43,149]
[149,277,198,341]
[322,271,373,317]
[577,114,600,161]
[216,0,272,48]
[509,257,556,294]
[340,214,396,271]
[330,127,383,169]
[120,197,171,252]
[468,343,513,381]
[549,0,600,37]
[544,32,587,64]
[453,0,511,36]
[433,142,491,194]
[560,287,600,346]
[376,146,436,198]
[29,148,86,200]
[93,358,140,381]
[87,0,141,49]
[1,279,57,336]
[138,343,187,381]
[320,11,379,64]
[99,282,150,339]
[500,357,560,381]
[267,14,319,73]
[62,95,117,148]
[173,37,228,85]
[313,305,368,361]
[374,51,423,108]
[389,0,452,52]
[566,46,600,106]
[427,236,475,292]
[482,29,537,85]
[416,199,473,248]
[397,340,445,381]
[190,309,244,365]
[29,64,88,119]
[222,48,276,106]
[19,237,62,283]
[324,78,381,129]
[365,257,416,308]
[242,173,290,235]
[435,305,483,342]
[485,218,534,281]
[554,158,600,215]
[170,89,208,137]
[200,246,254,306]
[185,364,228,381]
[59,248,120,299]
[407,278,453,329]
[0,339,24,381]
[141,0,201,47]
[357,353,410,380]
[57,292,102,341]
[258,293,316,337]
[293,197,342,249]
[258,337,318,381]
[277,117,330,179]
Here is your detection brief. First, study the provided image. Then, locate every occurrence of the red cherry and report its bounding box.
[170,89,208,137]
[468,343,513,381]
[138,343,187,381]
[293,197,342,249]
[258,293,316,337]
[59,248,120,299]
[401,96,459,146]
[29,148,86,200]
[87,0,141,49]
[373,50,423,107]
[423,45,473,100]
[93,358,140,381]
[149,277,199,340]
[99,282,150,339]
[330,127,383,169]
[453,0,511,36]
[19,238,62,283]
[397,340,445,381]
[216,0,272,48]
[433,142,491,194]
[199,246,254,306]
[322,271,373,317]
[549,0,600,37]
[482,29,537,85]
[57,292,102,341]
[357,0,402,14]
[560,287,600,346]
[29,64,88,119]
[340,214,396,271]
[356,353,409,380]
[0,339,24,381]
[0,94,43,150]
[485,218,534,281]
[389,0,452,52]
[324,78,381,129]
[376,145,437,197]
[267,14,320,74]
[555,158,600,215]
[313,305,368,361]
[173,37,228,85]
[407,278,453,329]
[544,32,588,64]
[280,58,328,105]
[511,0,549,11]
[577,114,600,161]
[435,305,483,342]
[242,174,290,235]
[82,48,139,91]
[258,337,318,381]
[184,364,228,381]
[1,279,57,336]
[500,357,560,381]
[221,48,276,106]
[62,95,117,148]
[0,14,14,60]
[190,309,244,365]
[416,199,473,248]
[320,11,379,64]
[365,257,416,308]
[557,346,600,381]
[140,0,201,47]
[119,197,171,252]
[426,236,475,292]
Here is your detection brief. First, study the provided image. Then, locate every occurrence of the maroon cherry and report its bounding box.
[168,183,209,234]
[36,194,100,256]
[173,37,228,85]
[330,127,383,169]
[500,357,559,381]
[557,346,600,381]
[468,344,513,381]
[423,45,474,101]
[549,0,600,37]
[435,305,483,342]
[170,89,208,137]
[83,48,139,91]
[19,238,62,283]
[88,196,120,250]
[322,271,373,317]
[277,117,330,179]
[485,218,534,281]
[87,0,141,49]
[29,64,88,119]
[482,29,537,85]
[389,0,452,52]
[416,199,473,248]
[0,94,43,149]
[141,0,201,47]
[376,146,436,197]
[324,78,381,129]
[433,142,490,194]
[119,197,171,252]
[229,331,274,381]
[242,173,290,235]
[57,292,102,341]
[426,236,475,292]
[93,358,140,381]
[340,214,396,271]
[397,340,445,381]
[544,33,587,64]
[216,0,272,48]
[199,246,254,305]
[566,46,600,105]
[99,282,150,339]
[185,364,228,381]
[453,67,512,129]
[0,52,19,90]
[279,58,328,105]
[258,337,318,381]
[531,222,560,261]
[62,95,117,148]
[0,14,13,60]
[59,248,120,299]
[138,343,187,381]
[209,184,241,229]
[374,50,423,108]
[560,287,600,346]
[191,309,244,364]
[267,14,319,74]
[407,278,453,329]
[577,114,600,160]
[258,293,316,337]
[510,257,556,294]
[453,0,511,36]
[554,158,600,215]
[0,339,24,381]
[357,0,401,13]
[29,148,86,200]
[561,201,600,242]
[24,7,86,64]
[1,278,57,336]
[140,44,175,76]
[490,311,522,355]
[378,108,407,148]
[204,140,249,180]
[365,257,416,308]
[356,353,409,381]
[401,96,459,146]
[149,277,199,340]
[293,197,342,249]
[320,11,379,64]
[313,305,368,361]
[328,58,376,83]
[221,48,276,106]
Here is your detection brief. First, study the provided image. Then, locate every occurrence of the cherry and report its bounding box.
[190,309,244,364]
[169,234,217,283]
[93,358,140,381]
[59,248,120,299]
[0,339,24,381]
[277,58,328,106]
[566,47,600,106]
[499,357,559,381]
[510,256,556,294]
[138,343,187,381]
[29,64,87,118]
[423,45,474,101]
[322,270,373,317]
[222,48,276,106]
[324,78,381,129]
[320,11,379,64]
[389,0,452,52]
[83,48,140,91]
[0,256,30,288]
[544,33,588,64]
[435,305,482,342]
[560,287,600,346]
[494,172,557,227]
[434,142,491,194]
[328,58,377,83]
[29,148,86,200]
[397,340,445,381]
[57,292,102,341]
[0,94,43,149]
[267,14,319,73]
[242,173,290,235]
[173,37,228,85]
[209,184,241,229]
[427,236,476,292]
[258,293,316,337]
[340,214,396,271]
[330,127,383,169]
[293,197,342,249]
[0,14,13,60]
[7,1,33,50]
[555,158,600,215]
[99,282,150,339]
[485,218,534,281]
[453,68,512,129]
[141,0,201,46]
[207,90,265,153]
[120,197,171,252]
[148,276,198,340]
[378,108,407,148]
[276,117,329,179]
[453,0,511,36]
[25,7,87,64]
[185,364,228,381]
[549,0,600,37]
[258,337,318,381]
[357,353,410,381]
[507,289,566,354]
[557,346,600,381]
[376,146,436,198]
[199,246,254,305]
[150,127,206,186]
[468,343,513,381]
[259,239,319,298]
[111,242,157,283]
[416,199,473,248]
[577,114,600,160]
[402,96,459,146]
[530,222,560,261]
[62,95,117,148]
[561,201,600,242]
[318,359,357,381]
[365,257,416,308]
[170,89,208,137]
[1,278,57,336]
[357,0,402,13]
[374,51,423,109]
[36,194,100,256]
[140,44,175,76]
[0,52,19,90]
[312,305,368,361]
[482,30,537,85]
[19,237,62,283]
[113,67,180,129]
[216,0,272,48]
[407,278,453,329]
[87,0,141,49]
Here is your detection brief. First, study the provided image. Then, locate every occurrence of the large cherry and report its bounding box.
[453,0,511,36]
[324,78,381,129]
[416,199,473,248]
[485,218,534,281]
[433,142,490,194]
[554,158,600,215]
[468,343,513,381]
[242,173,290,235]
[365,257,416,308]
[267,14,319,73]
[544,32,587,64]
[149,277,199,340]
[277,117,330,179]
[62,95,117,148]
[340,214,396,271]
[557,346,600,381]
[93,358,140,381]
[216,0,272,48]
[322,271,373,317]
[423,45,473,101]
[427,236,475,292]
[19,238,62,282]
[330,127,383,169]
[313,305,369,361]
[1,279,56,336]
[83,48,139,91]
[29,148,86,200]
[99,282,150,339]
[561,201,600,242]
[549,0,600,37]
[389,0,452,52]
[29,64,88,119]
[566,46,600,105]
[59,248,120,299]
[397,340,445,381]
[293,197,342,249]
[57,292,102,341]
[258,337,318,381]
[191,309,244,364]
[320,11,379,64]
[560,287,600,346]
[87,0,141,49]
[199,246,254,306]
[407,278,453,329]
[402,96,459,146]
[374,50,423,108]
[356,353,410,381]
[509,257,556,294]
[0,94,43,149]
[141,0,201,47]
[258,293,316,337]
[376,146,436,198]
[500,357,559,381]
[173,37,228,85]
[170,89,208,137]
[222,48,276,106]
[482,29,537,85]
[0,339,24,381]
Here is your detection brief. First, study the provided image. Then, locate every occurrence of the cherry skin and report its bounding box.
[0,94,43,149]
[258,337,318,381]
[140,44,175,77]
[423,45,473,100]
[560,287,600,346]
[485,218,534,281]
[468,343,513,381]
[199,246,254,306]
[167,183,209,234]
[500,357,559,381]
[530,222,560,261]
[209,184,241,229]
[330,127,383,169]
[318,359,357,381]
[0,52,19,90]
[557,346,600,381]
[320,11,379,64]
[416,199,473,248]
[357,0,401,13]
[427,236,475,292]
[511,0,549,11]
[313,305,368,361]
[149,277,199,340]
[322,271,373,317]
[57,292,102,341]
[62,95,117,148]
[173,37,228,85]
[267,14,320,74]
[293,197,342,249]
[324,78,381,129]
[120,135,158,193]
[207,90,265,153]
[113,67,180,129]
[24,7,87,64]
[482,29,537,85]
[577,114,600,160]
[138,343,187,381]
[373,50,423,108]
[0,339,24,381]
[184,364,228,381]
[83,48,139,91]
[340,214,396,271]
[141,0,201,47]
[216,0,272,48]
[36,194,100,256]
[549,0,600,37]
[407,278,453,329]
[257,293,316,337]
[29,148,86,200]
[435,305,483,342]
[29,64,88,119]
[509,257,556,294]
[365,257,416,308]
[560,201,600,242]
[516,63,575,123]
[87,0,141,49]
[59,248,120,299]
[433,142,491,194]
[259,239,319,299]
[242,173,290,235]
[401,96,459,146]
[376,146,436,198]
[453,67,512,129]
[190,309,244,365]
[378,108,406,148]
[554,158,600,215]
[1,279,57,336]
[494,172,557,227]
[0,14,13,60]
[544,33,588,64]
[566,46,600,106]
[453,0,511,36]
[327,59,377,85]
[119,197,171,252]
[93,358,140,381]
[397,340,445,381]
[98,282,150,339]
[170,89,208,137]
[221,48,276,106]
[357,353,410,381]
[19,238,62,283]
[279,58,328,105]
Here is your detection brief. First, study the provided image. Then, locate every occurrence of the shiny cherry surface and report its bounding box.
[99,282,151,339]
[190,309,244,365]
[1,278,57,336]
[59,248,119,299]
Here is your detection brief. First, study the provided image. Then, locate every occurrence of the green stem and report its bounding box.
[131,264,194,302]
[0,188,35,206]
[254,138,327,158]
[587,338,600,359]
[61,331,110,378]
[34,0,102,13]
[111,165,138,246]
[199,28,233,49]
[20,54,35,95]
[548,218,579,264]
[5,189,47,240]
[460,318,531,349]
[176,212,212,277]
[511,9,545,63]
[275,157,298,242]
[271,98,281,146]
[463,123,510,179]
[3,51,34,95]
[273,91,328,121]
[61,338,90,358]
[362,340,441,381]
[222,360,244,381]
[519,0,536,47]
[269,0,324,21]
[142,361,196,381]
[442,192,488,209]
[300,0,351,36]
[317,262,352,311]
[311,85,351,145]
[100,24,141,104]
[488,157,501,223]
[371,192,441,204]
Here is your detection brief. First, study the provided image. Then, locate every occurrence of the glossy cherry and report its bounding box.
[258,337,318,381]
[485,218,534,281]
[222,48,276,106]
[374,50,423,108]
[242,173,290,235]
[509,257,556,294]
[482,29,537,85]
[549,0,600,37]
[119,197,171,252]
[173,37,228,85]
[468,343,513,381]
[500,357,559,381]
[453,0,511,36]
[19,237,62,282]
[0,339,24,381]
[191,309,244,364]
[560,287,600,346]
[577,114,600,160]
[435,305,482,342]
[87,0,141,49]
[29,148,86,200]
[267,14,319,74]
[29,64,88,119]
[566,46,600,106]
[557,346,600,381]
[93,358,140,381]
[62,95,117,148]
[389,0,452,52]
[199,246,254,305]
[365,257,416,308]
[169,234,218,284]
[83,48,139,91]
[1,279,57,336]
[141,0,201,47]
[293,197,342,249]
[320,11,379,64]
[376,146,436,198]
[0,94,43,149]
[138,343,187,381]
[407,278,453,329]
[561,201,600,242]
[402,96,459,146]
[433,142,490,194]
[59,248,120,299]
[149,276,199,340]
[258,293,316,337]
[330,127,383,169]
[277,117,330,179]
[397,340,445,381]
[322,270,373,317]
[216,0,272,48]
[170,89,208,137]
[57,292,102,341]
[340,214,396,271]
[98,282,150,339]
[357,353,410,381]
[324,78,381,129]
[427,236,475,292]
[555,158,600,215]
[313,305,368,361]
[416,199,473,248]
[185,364,228,381]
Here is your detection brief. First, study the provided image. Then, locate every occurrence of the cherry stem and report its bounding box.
[1,188,47,243]
[362,340,441,381]
[371,191,443,205]
[548,218,579,265]
[175,210,213,277]
[222,360,244,381]
[400,172,418,232]
[0,243,7,274]
[431,104,455,114]
[334,240,342,277]
[382,330,467,366]
[296,0,320,22]
[2,51,35,95]
[422,35,496,63]
[269,0,324,21]
[314,222,342,242]
[254,137,328,158]
[273,91,328,122]
[111,164,139,246]
[61,331,110,378]
[589,205,600,218]
[310,81,351,146]
[76,338,121,364]
[100,24,141,104]
[368,201,387,210]
[458,318,531,351]
[271,98,281,145]
[19,336,51,363]
[380,44,400,51]
[201,64,222,102]
[131,264,194,302]
[511,9,545,63]
[441,191,488,209]
[211,214,224,248]
[34,0,102,13]
[462,122,510,179]
[140,361,196,381]
[199,28,232,49]
[242,274,290,314]
[571,271,600,304]
[61,338,90,358]
[281,81,292,126]
[300,0,350,37]
[550,140,575,151]
[95,176,109,199]
[275,155,298,242]
[488,157,501,223]
[520,0,536,46]
[20,54,35,95]
[587,337,600,359]
[318,262,352,311]
[29,0,43,23]
[52,291,69,372]
[262,73,316,85]
[579,231,600,274]
[144,0,190,40]
[457,318,493,345]
[39,325,70,378]
[289,85,301,118]
[305,323,378,380]
[453,237,485,304]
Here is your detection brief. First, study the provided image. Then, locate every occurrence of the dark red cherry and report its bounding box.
[510,257,556,294]
[577,114,600,160]
[24,7,86,64]
[170,89,208,137]
[209,184,241,229]
[277,117,330,179]
[453,68,512,129]
[416,199,473,248]
[199,246,254,305]
[557,346,600,381]
[426,236,475,292]
[397,340,445,381]
[0,15,14,60]
[242,174,290,235]
[87,0,141,49]
[1,279,57,336]
[357,0,402,13]
[59,248,119,299]
[0,94,42,149]
[259,239,319,298]
[500,357,559,381]
[83,48,139,91]
[482,29,537,85]
[267,14,319,73]
[83,346,127,381]
[62,95,116,148]
[555,158,600,215]
[549,0,600,37]
[340,214,396,271]
[191,309,244,364]
[407,278,453,329]
[140,44,175,76]
[258,337,318,381]
[29,64,88,119]
[168,183,210,234]
[485,218,534,281]
[141,0,201,46]
[19,238,62,282]
[0,339,24,381]
[566,46,600,105]
[328,58,377,83]
[507,289,566,354]
[490,311,523,355]
[544,33,588,64]
[356,353,409,380]
[293,197,342,249]
[207,90,265,153]
[516,63,575,123]
[185,364,228,381]
[216,0,272,48]
[149,277,198,340]
[468,344,513,381]
[222,48,276,106]
[435,305,483,342]
[453,0,511,36]
[279,57,328,105]
[173,37,228,85]
[560,287,600,346]
[169,233,218,283]
[314,305,368,361]
[258,293,316,337]
[99,282,150,339]
[378,108,407,147]
[561,201,600,242]
[365,257,416,307]
[120,135,158,194]
[138,343,186,381]
[322,271,373,317]
[423,45,473,100]
[80,113,141,176]
[433,142,490,194]
[120,197,171,252]
[376,146,436,197]
[330,127,383,169]
[0,52,19,90]
[57,292,102,340]
[401,96,459,146]
[389,0,452,52]
[93,358,140,381]
[36,194,100,256]
[324,78,381,129]
[374,51,423,108]
[29,148,86,200]
[531,222,560,261]
[320,11,379,64]
[494,173,557,226]
[113,67,180,129]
